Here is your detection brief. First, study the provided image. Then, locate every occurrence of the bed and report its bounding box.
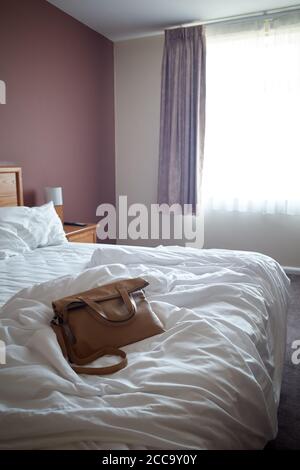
[0,167,290,450]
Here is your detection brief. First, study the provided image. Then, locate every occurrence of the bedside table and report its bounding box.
[64,223,97,243]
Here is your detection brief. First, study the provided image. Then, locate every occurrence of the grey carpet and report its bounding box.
[265,274,300,449]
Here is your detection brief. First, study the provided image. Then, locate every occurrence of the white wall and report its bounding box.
[114,35,300,267]
[115,35,163,207]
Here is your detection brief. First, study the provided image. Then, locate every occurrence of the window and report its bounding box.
[203,13,300,215]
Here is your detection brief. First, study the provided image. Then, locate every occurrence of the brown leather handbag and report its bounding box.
[51,278,164,375]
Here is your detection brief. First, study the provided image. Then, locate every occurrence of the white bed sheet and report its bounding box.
[0,243,98,307]
[0,244,290,450]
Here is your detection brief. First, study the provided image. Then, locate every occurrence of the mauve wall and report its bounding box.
[0,0,115,222]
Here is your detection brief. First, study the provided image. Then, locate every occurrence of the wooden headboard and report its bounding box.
[0,166,24,207]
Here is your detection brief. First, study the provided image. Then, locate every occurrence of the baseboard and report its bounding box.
[283,266,300,275]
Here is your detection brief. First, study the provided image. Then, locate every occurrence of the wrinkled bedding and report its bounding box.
[0,244,290,449]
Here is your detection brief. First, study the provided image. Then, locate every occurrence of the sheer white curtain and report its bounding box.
[203,13,300,215]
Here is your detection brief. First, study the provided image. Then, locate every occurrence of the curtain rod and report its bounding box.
[165,4,300,30]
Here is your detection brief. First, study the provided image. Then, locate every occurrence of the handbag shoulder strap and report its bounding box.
[71,348,127,375]
[51,322,127,375]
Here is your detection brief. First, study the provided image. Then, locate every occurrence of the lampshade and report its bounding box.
[45,187,63,206]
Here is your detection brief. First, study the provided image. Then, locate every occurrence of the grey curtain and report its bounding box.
[158,26,206,210]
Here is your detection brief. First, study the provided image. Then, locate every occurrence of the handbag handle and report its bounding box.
[76,287,136,323]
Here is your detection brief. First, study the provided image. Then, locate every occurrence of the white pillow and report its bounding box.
[28,202,67,248]
[0,202,67,258]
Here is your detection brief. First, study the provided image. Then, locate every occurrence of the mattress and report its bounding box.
[0,243,290,449]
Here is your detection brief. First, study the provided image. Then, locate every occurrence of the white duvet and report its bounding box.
[0,245,290,449]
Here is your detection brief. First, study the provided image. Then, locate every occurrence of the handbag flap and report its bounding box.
[52,277,149,317]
